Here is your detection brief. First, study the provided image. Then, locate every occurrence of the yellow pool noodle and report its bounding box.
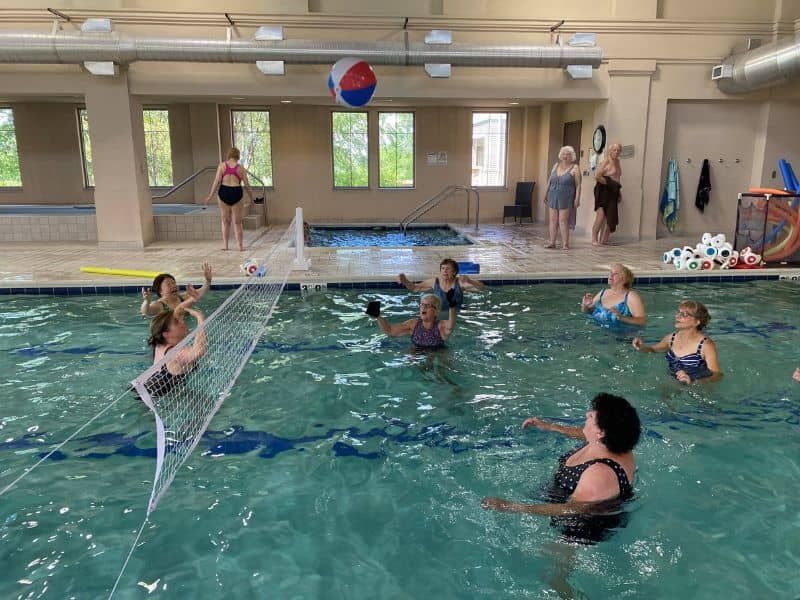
[80,267,162,278]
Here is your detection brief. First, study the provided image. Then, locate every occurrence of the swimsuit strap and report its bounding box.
[668,332,677,349]
[696,336,708,355]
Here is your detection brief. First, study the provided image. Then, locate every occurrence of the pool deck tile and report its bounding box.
[0,223,798,291]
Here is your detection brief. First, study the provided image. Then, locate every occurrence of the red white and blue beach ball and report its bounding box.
[327,58,377,108]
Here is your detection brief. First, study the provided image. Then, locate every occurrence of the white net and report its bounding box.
[132,217,298,515]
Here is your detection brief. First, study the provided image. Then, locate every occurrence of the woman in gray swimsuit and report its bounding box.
[544,145,582,251]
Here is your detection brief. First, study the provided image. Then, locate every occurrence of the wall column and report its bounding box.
[189,103,221,201]
[604,59,657,241]
[85,72,153,248]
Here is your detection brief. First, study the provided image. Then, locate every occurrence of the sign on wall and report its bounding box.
[426,151,448,166]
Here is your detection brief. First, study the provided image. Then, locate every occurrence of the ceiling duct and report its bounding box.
[0,30,602,69]
[713,34,800,93]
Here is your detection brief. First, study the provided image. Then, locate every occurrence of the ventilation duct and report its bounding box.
[0,30,602,69]
[713,34,800,93]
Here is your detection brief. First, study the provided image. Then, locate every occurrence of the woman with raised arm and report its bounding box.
[632,300,722,384]
[204,147,255,251]
[482,393,640,544]
[140,263,213,316]
[398,258,485,311]
[368,293,457,349]
[580,263,646,328]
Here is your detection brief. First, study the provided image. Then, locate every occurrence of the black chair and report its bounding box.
[502,181,535,223]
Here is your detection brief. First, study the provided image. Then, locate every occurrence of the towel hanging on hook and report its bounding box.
[695,158,711,212]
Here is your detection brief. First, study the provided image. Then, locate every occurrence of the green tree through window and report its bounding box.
[471,112,508,187]
[0,108,22,187]
[231,109,273,187]
[143,109,173,187]
[379,112,414,188]
[332,112,368,188]
[77,108,94,187]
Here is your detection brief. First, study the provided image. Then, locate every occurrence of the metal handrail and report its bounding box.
[400,184,479,231]
[151,164,268,224]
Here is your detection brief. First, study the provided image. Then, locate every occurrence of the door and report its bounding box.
[563,120,582,160]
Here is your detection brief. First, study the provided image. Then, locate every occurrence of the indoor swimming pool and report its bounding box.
[1,281,798,598]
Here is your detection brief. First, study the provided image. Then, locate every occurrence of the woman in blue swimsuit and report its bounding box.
[481,393,640,543]
[632,300,722,384]
[398,258,485,310]
[580,263,646,327]
[370,293,457,349]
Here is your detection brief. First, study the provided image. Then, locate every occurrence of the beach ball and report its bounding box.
[327,58,377,108]
[241,259,259,277]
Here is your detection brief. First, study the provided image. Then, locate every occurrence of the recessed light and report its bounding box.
[232,97,246,100]
[280,99,292,104]
[509,101,520,105]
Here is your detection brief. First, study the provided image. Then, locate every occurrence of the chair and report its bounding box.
[502,181,535,223]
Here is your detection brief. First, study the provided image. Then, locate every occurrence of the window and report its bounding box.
[0,107,22,186]
[331,111,368,188]
[379,112,414,188]
[231,109,273,187]
[142,109,173,187]
[471,112,508,187]
[77,108,94,187]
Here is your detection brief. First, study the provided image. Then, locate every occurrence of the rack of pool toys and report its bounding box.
[662,233,763,270]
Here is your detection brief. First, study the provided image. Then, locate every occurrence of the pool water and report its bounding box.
[1,282,799,598]
[308,225,472,247]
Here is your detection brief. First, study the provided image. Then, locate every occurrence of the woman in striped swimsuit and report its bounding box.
[632,300,722,384]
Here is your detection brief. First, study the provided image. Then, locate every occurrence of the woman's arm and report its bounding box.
[573,166,582,208]
[522,417,585,440]
[439,307,457,340]
[204,164,223,204]
[239,167,255,203]
[613,290,647,327]
[397,274,434,292]
[459,275,486,291]
[632,333,670,353]
[375,316,416,337]
[140,288,163,316]
[194,262,213,299]
[696,338,723,383]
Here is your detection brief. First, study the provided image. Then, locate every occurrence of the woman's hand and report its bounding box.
[141,287,151,302]
[202,262,213,283]
[675,370,692,385]
[397,273,409,285]
[581,293,594,310]
[203,194,213,205]
[794,368,800,383]
[522,417,550,431]
[632,336,644,351]
[185,285,200,300]
[481,497,514,511]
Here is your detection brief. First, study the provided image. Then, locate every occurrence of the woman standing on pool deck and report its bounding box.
[204,147,255,251]
[580,263,646,327]
[398,258,485,310]
[544,145,582,251]
[140,263,212,316]
[632,300,723,384]
[592,142,623,246]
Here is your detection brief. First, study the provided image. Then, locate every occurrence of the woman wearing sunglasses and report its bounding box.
[632,300,722,384]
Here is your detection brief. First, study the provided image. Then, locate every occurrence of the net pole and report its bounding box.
[293,206,310,271]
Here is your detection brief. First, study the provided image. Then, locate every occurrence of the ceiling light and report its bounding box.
[280,99,292,104]
[509,101,520,105]
[232,97,246,100]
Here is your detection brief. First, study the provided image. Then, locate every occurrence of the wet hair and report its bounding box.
[679,300,711,330]
[440,258,459,274]
[420,293,442,312]
[151,273,175,296]
[147,310,177,357]
[226,147,240,160]
[558,145,577,163]
[592,393,641,454]
[612,263,635,289]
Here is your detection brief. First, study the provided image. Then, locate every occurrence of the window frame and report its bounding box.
[377,111,416,190]
[141,106,174,189]
[229,106,275,190]
[76,107,95,189]
[330,110,370,190]
[470,111,509,190]
[0,106,22,189]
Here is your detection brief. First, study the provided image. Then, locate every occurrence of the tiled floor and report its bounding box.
[0,223,797,287]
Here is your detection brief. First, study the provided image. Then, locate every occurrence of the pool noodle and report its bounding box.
[80,267,162,278]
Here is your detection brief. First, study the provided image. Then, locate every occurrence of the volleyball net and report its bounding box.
[131,214,300,515]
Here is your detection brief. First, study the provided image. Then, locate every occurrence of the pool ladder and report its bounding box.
[400,185,480,231]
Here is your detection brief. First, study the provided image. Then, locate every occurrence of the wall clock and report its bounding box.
[593,125,606,153]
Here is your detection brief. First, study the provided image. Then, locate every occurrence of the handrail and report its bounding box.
[151,164,269,225]
[400,184,479,231]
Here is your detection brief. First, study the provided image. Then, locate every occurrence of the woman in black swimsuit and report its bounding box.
[482,393,640,544]
[204,147,255,251]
